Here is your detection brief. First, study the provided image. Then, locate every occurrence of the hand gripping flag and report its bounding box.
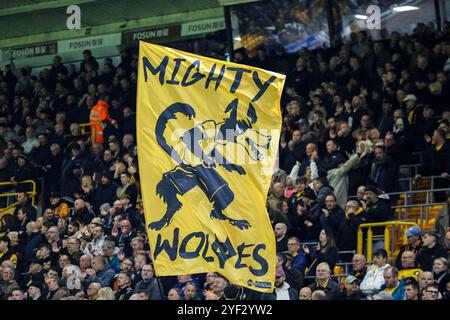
[137,41,285,292]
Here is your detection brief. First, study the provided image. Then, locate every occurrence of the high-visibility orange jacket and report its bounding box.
[89,99,111,143]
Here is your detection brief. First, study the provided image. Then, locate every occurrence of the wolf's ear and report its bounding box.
[247,103,257,124]
[225,98,238,113]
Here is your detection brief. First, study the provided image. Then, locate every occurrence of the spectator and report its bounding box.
[0,236,17,268]
[274,223,288,253]
[296,187,321,241]
[311,290,327,300]
[364,185,392,249]
[311,176,334,207]
[262,265,299,300]
[416,231,448,271]
[432,257,450,294]
[278,252,304,292]
[133,264,162,300]
[211,275,228,299]
[97,287,115,300]
[337,200,367,254]
[43,276,60,300]
[422,283,440,300]
[380,266,406,300]
[398,250,423,281]
[92,171,117,212]
[352,254,368,281]
[321,139,347,171]
[114,218,136,258]
[0,266,19,299]
[303,228,339,279]
[360,249,390,295]
[8,288,25,300]
[167,288,182,301]
[114,271,134,300]
[368,145,399,193]
[319,194,345,238]
[419,271,435,298]
[299,287,312,300]
[102,240,120,273]
[13,191,37,221]
[307,262,342,300]
[342,275,365,300]
[84,255,115,288]
[404,279,420,300]
[129,289,149,301]
[26,281,44,300]
[396,226,423,269]
[286,237,307,272]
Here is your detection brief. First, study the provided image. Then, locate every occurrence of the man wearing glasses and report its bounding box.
[398,250,423,281]
[0,266,19,299]
[422,283,440,300]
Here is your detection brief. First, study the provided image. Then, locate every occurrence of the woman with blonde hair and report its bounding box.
[432,257,450,294]
[97,287,115,300]
[80,174,95,203]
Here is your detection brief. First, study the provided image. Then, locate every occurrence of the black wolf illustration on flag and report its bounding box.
[149,98,271,231]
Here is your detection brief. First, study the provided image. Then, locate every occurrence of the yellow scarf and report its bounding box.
[345,207,363,219]
[407,110,414,124]
[316,278,329,289]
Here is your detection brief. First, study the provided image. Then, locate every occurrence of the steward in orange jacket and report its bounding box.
[89,99,111,143]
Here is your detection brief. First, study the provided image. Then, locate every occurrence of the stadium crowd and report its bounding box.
[0,21,450,300]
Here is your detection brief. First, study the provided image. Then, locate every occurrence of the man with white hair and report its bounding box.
[307,262,342,300]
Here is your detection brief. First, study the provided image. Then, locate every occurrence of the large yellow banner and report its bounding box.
[137,41,285,292]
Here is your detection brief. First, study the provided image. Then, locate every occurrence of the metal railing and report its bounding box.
[398,175,445,192]
[0,180,37,216]
[357,221,418,261]
[389,187,450,207]
[394,202,446,230]
[399,163,422,176]
[349,187,450,206]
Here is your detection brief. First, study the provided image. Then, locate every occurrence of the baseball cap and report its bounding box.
[402,94,417,102]
[100,203,111,211]
[405,226,422,237]
[345,275,360,285]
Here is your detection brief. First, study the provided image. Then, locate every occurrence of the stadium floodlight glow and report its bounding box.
[354,14,368,20]
[393,5,419,12]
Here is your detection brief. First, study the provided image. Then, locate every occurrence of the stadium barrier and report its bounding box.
[0,180,37,217]
[357,221,418,262]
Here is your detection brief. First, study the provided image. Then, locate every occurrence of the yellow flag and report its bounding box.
[137,41,285,292]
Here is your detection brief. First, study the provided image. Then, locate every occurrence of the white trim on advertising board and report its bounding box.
[58,33,121,53]
[181,18,226,37]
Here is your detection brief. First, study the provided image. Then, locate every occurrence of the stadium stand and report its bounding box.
[0,2,450,301]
